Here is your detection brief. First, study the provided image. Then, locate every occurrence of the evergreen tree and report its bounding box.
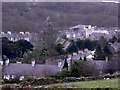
[63,59,68,70]
[94,45,105,60]
[103,45,112,56]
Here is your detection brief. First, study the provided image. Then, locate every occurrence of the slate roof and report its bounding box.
[86,60,107,70]
[3,63,59,76]
[69,25,89,30]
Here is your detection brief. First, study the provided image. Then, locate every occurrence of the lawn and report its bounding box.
[45,78,119,88]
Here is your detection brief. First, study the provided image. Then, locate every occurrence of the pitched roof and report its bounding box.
[3,63,59,76]
[86,60,107,70]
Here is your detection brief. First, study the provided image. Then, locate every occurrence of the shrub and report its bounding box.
[71,61,99,77]
[3,78,21,84]
[71,61,85,77]
[54,44,65,55]
[51,70,71,79]
[3,79,12,84]
[21,77,34,82]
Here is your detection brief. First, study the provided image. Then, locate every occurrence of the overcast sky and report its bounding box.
[0,0,119,2]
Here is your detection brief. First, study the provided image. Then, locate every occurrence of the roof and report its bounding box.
[86,60,107,70]
[3,63,60,76]
[93,30,109,34]
[111,43,120,52]
[69,25,89,30]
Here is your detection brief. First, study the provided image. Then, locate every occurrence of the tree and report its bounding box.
[2,37,19,59]
[37,17,58,62]
[15,40,34,56]
[2,37,12,44]
[94,44,105,60]
[76,39,97,51]
[98,36,108,47]
[22,42,49,64]
[80,62,100,77]
[2,37,33,60]
[84,39,97,51]
[71,61,85,77]
[104,61,118,74]
[76,40,84,50]
[83,57,86,61]
[71,61,100,77]
[103,45,112,55]
[54,44,65,55]
[62,59,68,70]
[109,36,117,43]
[66,44,78,54]
[66,40,78,54]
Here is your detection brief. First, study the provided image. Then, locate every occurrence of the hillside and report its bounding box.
[2,2,118,33]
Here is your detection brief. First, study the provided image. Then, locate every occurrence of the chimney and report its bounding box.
[58,60,62,71]
[88,25,92,29]
[58,60,62,68]
[20,32,24,35]
[1,32,4,35]
[31,60,35,67]
[67,55,72,70]
[5,59,9,66]
[105,56,108,62]
[16,61,22,64]
[25,32,30,34]
[7,31,11,35]
[0,61,3,66]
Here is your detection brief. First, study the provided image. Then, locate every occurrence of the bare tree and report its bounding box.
[104,53,120,74]
[37,17,58,62]
[79,62,100,77]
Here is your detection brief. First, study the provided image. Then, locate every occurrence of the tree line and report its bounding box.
[2,37,34,60]
[2,2,118,33]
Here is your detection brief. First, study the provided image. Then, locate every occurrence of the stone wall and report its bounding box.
[30,73,120,86]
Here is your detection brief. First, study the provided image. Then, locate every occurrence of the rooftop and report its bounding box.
[3,63,59,77]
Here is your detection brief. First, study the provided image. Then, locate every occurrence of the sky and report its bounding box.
[0,0,119,2]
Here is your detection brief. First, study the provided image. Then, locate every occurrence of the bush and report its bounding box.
[51,70,71,79]
[10,57,22,63]
[3,78,21,84]
[71,61,85,77]
[55,44,65,55]
[3,79,12,84]
[21,77,34,82]
[71,61,100,77]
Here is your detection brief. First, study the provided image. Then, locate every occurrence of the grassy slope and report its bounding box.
[47,78,119,88]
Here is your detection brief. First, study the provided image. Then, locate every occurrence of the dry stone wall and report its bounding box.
[30,74,120,86]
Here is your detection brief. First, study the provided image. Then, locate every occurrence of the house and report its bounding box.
[0,61,3,66]
[93,30,109,34]
[71,49,95,61]
[69,24,95,38]
[0,31,39,44]
[58,59,66,71]
[64,51,109,75]
[110,42,120,53]
[63,41,71,50]
[2,60,60,80]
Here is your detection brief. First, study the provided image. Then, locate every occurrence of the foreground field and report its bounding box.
[46,78,119,88]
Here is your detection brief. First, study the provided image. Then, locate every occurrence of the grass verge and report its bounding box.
[44,78,119,88]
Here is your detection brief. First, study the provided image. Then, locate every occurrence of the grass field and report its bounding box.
[45,78,119,88]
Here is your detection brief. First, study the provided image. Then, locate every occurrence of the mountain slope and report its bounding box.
[2,2,118,32]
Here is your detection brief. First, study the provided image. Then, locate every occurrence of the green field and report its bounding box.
[45,78,119,88]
